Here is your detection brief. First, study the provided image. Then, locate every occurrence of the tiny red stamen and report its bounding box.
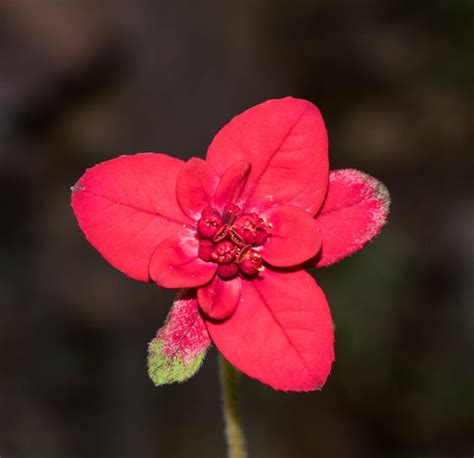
[236,244,251,263]
[213,223,230,243]
[229,229,245,246]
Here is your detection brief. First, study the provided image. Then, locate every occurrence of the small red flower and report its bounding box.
[71,97,390,391]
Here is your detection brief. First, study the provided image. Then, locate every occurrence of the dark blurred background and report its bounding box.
[1,1,473,457]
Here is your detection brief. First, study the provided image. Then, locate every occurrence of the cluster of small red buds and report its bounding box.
[197,204,271,279]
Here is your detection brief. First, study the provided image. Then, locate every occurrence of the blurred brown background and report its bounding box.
[1,1,473,457]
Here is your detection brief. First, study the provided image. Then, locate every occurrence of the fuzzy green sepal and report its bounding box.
[147,338,207,386]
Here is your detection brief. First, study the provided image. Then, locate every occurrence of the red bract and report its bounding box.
[71,97,390,392]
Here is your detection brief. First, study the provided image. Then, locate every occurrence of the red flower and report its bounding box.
[71,97,390,392]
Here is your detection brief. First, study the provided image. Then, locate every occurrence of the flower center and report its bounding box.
[197,205,271,280]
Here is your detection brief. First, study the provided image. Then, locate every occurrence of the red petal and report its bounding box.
[197,276,241,320]
[207,97,328,215]
[176,157,220,220]
[309,169,390,268]
[71,153,194,282]
[213,161,251,211]
[206,269,334,391]
[261,205,321,267]
[149,232,217,288]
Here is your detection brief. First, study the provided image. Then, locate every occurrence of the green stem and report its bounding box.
[219,355,247,458]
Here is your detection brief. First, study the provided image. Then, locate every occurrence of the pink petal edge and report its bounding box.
[156,292,211,362]
[309,169,390,268]
[148,292,211,385]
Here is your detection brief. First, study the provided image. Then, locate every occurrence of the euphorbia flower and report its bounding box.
[71,97,389,392]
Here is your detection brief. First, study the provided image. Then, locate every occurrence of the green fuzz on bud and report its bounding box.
[147,293,212,386]
[147,338,208,386]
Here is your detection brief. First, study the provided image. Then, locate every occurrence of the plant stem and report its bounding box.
[219,354,247,458]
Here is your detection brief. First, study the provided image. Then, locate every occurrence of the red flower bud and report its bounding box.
[211,241,237,264]
[232,213,264,244]
[198,239,215,262]
[217,263,238,279]
[223,204,241,223]
[253,226,269,246]
[238,248,263,276]
[197,209,223,239]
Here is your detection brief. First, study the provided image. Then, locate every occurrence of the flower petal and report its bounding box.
[206,269,334,392]
[261,205,321,267]
[309,169,390,268]
[176,157,220,220]
[149,233,217,288]
[71,153,194,282]
[197,276,241,320]
[206,97,328,215]
[148,292,211,386]
[213,160,251,211]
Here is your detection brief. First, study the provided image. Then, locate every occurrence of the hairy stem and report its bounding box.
[219,354,247,458]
